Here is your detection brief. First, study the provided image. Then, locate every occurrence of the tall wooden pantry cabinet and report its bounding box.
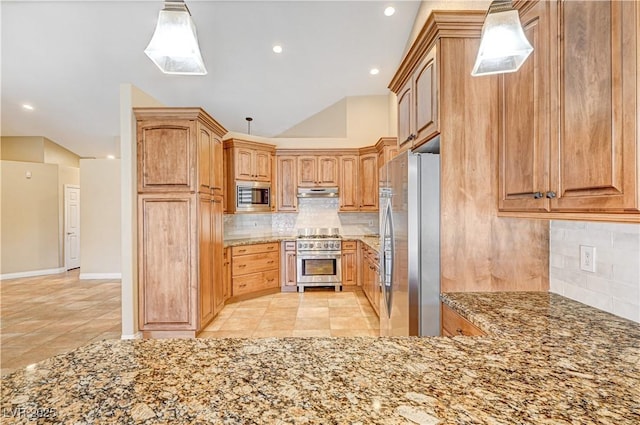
[135,107,227,338]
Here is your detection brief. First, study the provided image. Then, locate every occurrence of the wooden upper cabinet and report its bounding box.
[359,152,378,211]
[231,144,273,183]
[276,155,298,212]
[551,0,638,213]
[499,0,551,212]
[297,155,338,187]
[339,155,359,211]
[395,44,439,153]
[499,0,639,220]
[414,46,439,145]
[397,81,413,153]
[135,108,227,194]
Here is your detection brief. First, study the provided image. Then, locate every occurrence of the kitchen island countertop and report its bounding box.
[2,292,639,424]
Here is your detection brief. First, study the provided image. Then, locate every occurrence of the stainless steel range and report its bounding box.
[296,228,342,292]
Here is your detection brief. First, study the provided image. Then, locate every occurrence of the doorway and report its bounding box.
[64,184,80,270]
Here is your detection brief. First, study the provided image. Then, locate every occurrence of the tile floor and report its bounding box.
[1,272,379,377]
[0,270,121,376]
[199,289,380,338]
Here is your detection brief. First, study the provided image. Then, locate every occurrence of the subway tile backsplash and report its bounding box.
[224,197,379,240]
[549,220,640,323]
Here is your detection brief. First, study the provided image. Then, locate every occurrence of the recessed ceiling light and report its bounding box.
[370,68,380,75]
[273,45,283,54]
[22,104,34,111]
[107,155,116,159]
[384,6,396,17]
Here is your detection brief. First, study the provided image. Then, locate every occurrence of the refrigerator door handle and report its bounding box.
[381,201,394,319]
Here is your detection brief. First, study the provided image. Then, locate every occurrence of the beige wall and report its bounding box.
[270,95,394,148]
[44,138,80,167]
[1,161,60,275]
[1,137,45,162]
[79,159,121,276]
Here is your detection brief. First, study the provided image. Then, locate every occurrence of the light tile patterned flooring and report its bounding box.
[200,289,380,338]
[0,270,121,376]
[1,272,379,376]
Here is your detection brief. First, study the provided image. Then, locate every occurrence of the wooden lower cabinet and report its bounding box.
[282,241,297,291]
[341,241,357,286]
[360,243,380,317]
[230,243,280,299]
[440,304,485,337]
[223,247,231,302]
[138,193,224,338]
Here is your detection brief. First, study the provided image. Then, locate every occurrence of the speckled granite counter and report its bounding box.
[3,292,639,424]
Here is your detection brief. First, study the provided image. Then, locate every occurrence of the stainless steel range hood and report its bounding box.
[297,187,339,198]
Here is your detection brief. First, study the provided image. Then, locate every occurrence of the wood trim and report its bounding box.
[498,211,640,223]
[374,137,398,152]
[133,107,227,136]
[358,146,377,155]
[389,11,485,93]
[223,138,276,152]
[276,148,360,156]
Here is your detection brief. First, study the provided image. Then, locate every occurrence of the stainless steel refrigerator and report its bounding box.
[379,139,440,336]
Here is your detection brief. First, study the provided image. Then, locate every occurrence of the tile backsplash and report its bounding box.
[549,220,640,323]
[224,198,378,239]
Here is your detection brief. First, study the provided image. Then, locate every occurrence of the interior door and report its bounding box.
[64,185,80,270]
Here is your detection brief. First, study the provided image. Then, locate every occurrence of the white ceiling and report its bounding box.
[1,0,423,158]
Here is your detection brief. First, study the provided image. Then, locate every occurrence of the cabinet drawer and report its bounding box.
[232,242,278,256]
[342,240,357,250]
[441,304,485,337]
[233,270,279,296]
[284,241,296,251]
[232,252,278,275]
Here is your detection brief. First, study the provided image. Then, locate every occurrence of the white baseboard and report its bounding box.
[121,332,142,340]
[0,267,66,280]
[79,272,122,280]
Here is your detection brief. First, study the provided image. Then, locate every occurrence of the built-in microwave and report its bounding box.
[236,181,271,212]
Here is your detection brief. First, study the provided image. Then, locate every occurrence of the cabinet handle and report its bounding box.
[239,284,247,288]
[546,191,557,199]
[456,328,463,335]
[239,264,246,268]
[267,246,274,250]
[533,192,543,199]
[267,278,275,283]
[238,249,247,253]
[267,260,274,264]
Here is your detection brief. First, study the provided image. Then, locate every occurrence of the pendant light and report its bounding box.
[144,0,207,75]
[471,0,533,76]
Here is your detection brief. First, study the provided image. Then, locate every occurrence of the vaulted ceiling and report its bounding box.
[1,1,424,158]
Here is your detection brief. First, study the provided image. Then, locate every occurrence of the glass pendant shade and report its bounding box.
[144,1,207,75]
[471,0,533,76]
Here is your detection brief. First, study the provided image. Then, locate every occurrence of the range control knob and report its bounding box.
[324,242,329,248]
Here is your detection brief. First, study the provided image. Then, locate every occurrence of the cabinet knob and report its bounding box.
[533,192,543,199]
[456,328,463,335]
[546,191,557,199]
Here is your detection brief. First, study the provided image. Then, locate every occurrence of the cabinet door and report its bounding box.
[284,250,297,287]
[199,196,214,329]
[197,123,212,193]
[339,155,358,211]
[211,136,224,196]
[138,195,196,330]
[414,45,439,146]
[397,80,413,153]
[317,156,339,186]
[223,247,231,301]
[552,0,638,212]
[297,156,317,186]
[254,150,272,182]
[342,250,357,286]
[499,1,551,212]
[277,156,298,211]
[235,148,254,180]
[137,120,196,192]
[359,154,378,211]
[212,196,225,316]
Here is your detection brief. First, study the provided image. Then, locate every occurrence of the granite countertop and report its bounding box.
[3,292,639,424]
[224,235,381,251]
